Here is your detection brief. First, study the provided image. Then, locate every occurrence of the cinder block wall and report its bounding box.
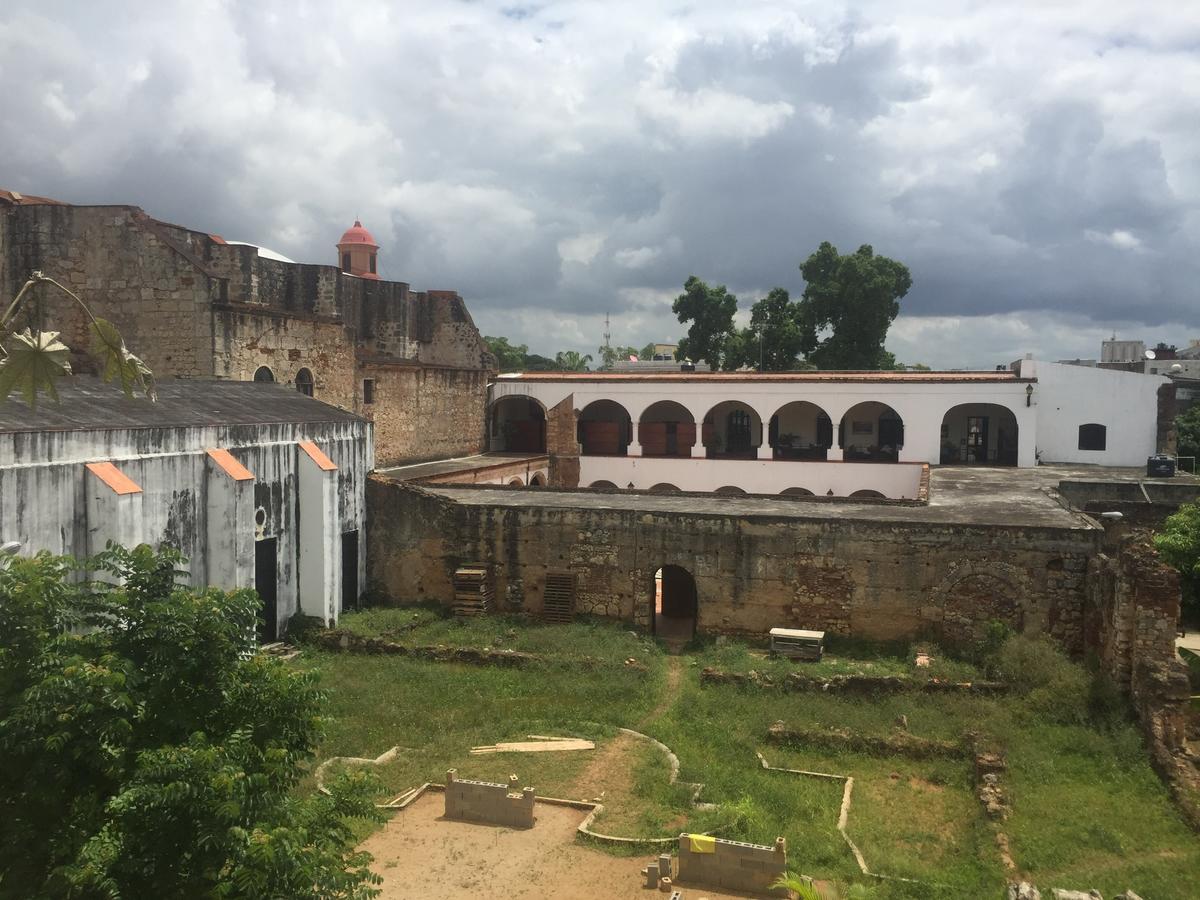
[443,770,534,829]
[676,835,787,895]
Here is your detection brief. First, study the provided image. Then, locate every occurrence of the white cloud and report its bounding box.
[613,245,662,269]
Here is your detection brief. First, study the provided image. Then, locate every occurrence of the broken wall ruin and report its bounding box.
[367,477,1100,649]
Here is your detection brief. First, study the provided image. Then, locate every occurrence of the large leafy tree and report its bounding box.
[797,242,911,370]
[482,335,528,372]
[554,350,592,371]
[1156,502,1200,619]
[0,271,155,406]
[725,287,810,372]
[1176,404,1200,463]
[672,276,737,368]
[0,546,381,899]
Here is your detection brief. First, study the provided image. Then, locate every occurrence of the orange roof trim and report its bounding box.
[85,461,142,495]
[496,371,1030,384]
[298,440,337,471]
[206,448,254,481]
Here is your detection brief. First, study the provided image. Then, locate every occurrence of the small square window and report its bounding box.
[1078,423,1107,451]
[363,379,376,404]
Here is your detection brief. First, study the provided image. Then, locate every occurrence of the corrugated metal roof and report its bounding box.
[0,377,365,434]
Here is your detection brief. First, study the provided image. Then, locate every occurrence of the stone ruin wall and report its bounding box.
[363,364,490,466]
[366,477,1098,649]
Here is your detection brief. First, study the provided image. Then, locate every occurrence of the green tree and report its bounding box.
[726,287,809,371]
[1,271,155,407]
[797,242,912,370]
[673,276,737,368]
[638,342,659,361]
[554,350,592,371]
[1176,404,1200,464]
[596,345,639,370]
[523,353,560,371]
[482,335,528,372]
[0,546,381,899]
[1155,502,1200,619]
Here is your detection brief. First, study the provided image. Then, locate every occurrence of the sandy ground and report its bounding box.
[360,792,768,899]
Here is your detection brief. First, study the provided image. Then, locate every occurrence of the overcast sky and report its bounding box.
[2,1,1198,368]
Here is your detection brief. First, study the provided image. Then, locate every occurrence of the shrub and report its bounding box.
[0,546,382,899]
[992,634,1090,723]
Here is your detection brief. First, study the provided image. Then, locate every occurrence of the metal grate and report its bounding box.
[452,566,494,618]
[542,571,576,624]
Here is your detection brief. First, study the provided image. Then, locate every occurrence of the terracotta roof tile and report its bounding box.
[85,461,142,495]
[495,370,1029,384]
[298,440,337,471]
[206,448,254,481]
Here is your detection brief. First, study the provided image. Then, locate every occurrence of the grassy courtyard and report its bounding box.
[294,609,1200,899]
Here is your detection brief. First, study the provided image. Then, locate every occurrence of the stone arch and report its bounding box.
[507,476,525,486]
[940,403,1019,465]
[652,564,697,641]
[931,562,1033,646]
[253,365,275,383]
[295,367,314,397]
[839,400,903,461]
[849,489,885,499]
[768,400,833,460]
[638,401,696,457]
[489,395,547,452]
[714,485,747,495]
[529,473,545,486]
[589,480,619,490]
[781,487,814,496]
[648,482,682,494]
[701,399,761,458]
[577,399,632,456]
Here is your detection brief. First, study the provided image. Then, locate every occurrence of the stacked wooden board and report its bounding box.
[541,571,577,624]
[453,566,493,618]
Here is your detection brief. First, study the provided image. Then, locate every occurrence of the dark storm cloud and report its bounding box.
[1,0,1197,366]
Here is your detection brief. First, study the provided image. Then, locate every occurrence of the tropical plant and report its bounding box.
[554,350,592,371]
[0,271,155,406]
[0,545,381,898]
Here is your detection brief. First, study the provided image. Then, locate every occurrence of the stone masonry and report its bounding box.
[366,478,1100,648]
[0,195,494,465]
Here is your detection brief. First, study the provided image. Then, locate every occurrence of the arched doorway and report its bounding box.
[940,404,1019,465]
[529,473,545,486]
[839,401,903,462]
[941,573,1024,645]
[769,401,833,460]
[490,396,546,452]
[654,565,697,641]
[702,400,761,459]
[638,401,696,457]
[295,367,314,397]
[253,366,275,383]
[578,399,632,456]
[508,476,524,486]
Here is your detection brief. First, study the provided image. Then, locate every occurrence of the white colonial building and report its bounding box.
[0,377,372,639]
[487,358,1170,499]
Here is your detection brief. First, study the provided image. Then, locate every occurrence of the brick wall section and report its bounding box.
[1,201,495,464]
[675,835,787,895]
[366,478,1099,646]
[443,769,535,828]
[1157,382,1178,455]
[544,395,580,487]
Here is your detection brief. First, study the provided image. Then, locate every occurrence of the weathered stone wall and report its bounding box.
[366,478,1099,647]
[1,205,216,378]
[545,396,580,487]
[362,364,489,466]
[1,201,494,465]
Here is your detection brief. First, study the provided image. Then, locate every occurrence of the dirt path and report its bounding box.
[570,657,685,801]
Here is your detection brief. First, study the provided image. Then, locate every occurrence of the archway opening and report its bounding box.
[589,480,619,490]
[253,366,275,383]
[490,396,546,452]
[781,487,814,496]
[295,367,314,397]
[529,473,545,486]
[639,401,696,457]
[839,401,903,462]
[653,564,697,641]
[850,489,885,499]
[508,477,524,486]
[648,482,682,494]
[940,404,1019,465]
[578,399,632,456]
[769,401,832,460]
[714,485,747,495]
[702,400,761,459]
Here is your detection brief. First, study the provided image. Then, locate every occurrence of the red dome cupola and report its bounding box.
[337,219,380,279]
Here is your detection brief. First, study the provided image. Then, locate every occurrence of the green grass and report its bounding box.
[296,612,1200,899]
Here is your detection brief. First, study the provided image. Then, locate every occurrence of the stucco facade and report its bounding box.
[0,378,372,639]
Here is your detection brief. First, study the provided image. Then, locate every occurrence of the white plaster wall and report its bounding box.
[0,418,372,636]
[579,456,924,498]
[492,376,1036,466]
[1027,361,1166,465]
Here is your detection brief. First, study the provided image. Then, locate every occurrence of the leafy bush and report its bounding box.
[992,634,1090,723]
[1155,502,1200,620]
[0,545,381,899]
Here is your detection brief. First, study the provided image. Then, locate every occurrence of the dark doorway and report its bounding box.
[254,538,278,642]
[341,531,359,614]
[665,421,678,456]
[653,565,698,643]
[965,416,989,462]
